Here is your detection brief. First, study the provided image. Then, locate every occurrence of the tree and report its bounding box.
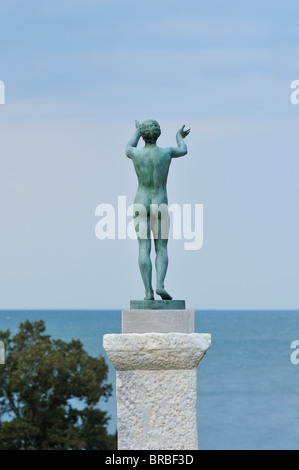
[0,320,116,450]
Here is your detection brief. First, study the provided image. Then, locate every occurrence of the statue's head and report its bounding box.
[140,120,161,144]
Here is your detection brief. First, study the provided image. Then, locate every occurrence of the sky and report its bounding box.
[0,0,298,310]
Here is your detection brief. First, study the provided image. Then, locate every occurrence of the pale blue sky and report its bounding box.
[0,0,298,309]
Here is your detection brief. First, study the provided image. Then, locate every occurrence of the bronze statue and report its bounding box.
[126,120,190,301]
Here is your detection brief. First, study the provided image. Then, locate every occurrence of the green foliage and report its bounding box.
[0,320,116,450]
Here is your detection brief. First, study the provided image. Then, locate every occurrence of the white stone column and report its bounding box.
[103,331,211,450]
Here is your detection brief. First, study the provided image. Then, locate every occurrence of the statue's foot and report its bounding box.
[144,290,154,301]
[156,287,173,300]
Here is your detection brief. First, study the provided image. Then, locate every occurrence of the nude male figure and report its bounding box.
[126,120,190,301]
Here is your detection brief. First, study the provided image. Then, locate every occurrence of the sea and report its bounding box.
[0,309,298,451]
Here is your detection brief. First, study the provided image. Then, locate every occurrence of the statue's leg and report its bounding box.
[151,204,172,300]
[154,238,173,300]
[138,237,154,300]
[136,214,154,300]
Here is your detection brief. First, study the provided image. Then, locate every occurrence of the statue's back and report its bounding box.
[132,146,171,193]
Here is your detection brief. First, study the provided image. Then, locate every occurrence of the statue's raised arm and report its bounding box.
[126,121,141,159]
[170,125,191,159]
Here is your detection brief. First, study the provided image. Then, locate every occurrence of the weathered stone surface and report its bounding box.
[103,332,212,450]
[103,333,211,370]
[116,369,198,450]
[122,309,194,334]
[130,300,185,310]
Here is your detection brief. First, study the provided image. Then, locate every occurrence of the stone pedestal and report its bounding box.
[103,309,211,450]
[122,309,195,334]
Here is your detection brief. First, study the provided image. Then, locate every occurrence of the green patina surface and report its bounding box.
[126,120,190,302]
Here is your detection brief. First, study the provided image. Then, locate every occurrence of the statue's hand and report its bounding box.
[177,125,191,139]
[135,120,141,130]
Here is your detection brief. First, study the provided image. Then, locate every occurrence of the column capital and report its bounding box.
[103,332,211,370]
